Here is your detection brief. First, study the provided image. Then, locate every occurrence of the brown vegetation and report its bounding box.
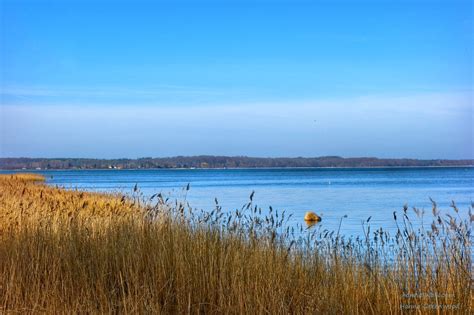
[0,173,46,182]
[0,174,472,313]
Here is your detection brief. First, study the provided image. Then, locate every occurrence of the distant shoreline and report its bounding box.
[1,165,473,171]
[1,156,473,170]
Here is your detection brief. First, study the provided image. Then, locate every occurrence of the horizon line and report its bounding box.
[1,156,473,161]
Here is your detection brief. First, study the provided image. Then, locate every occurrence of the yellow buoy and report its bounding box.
[304,211,321,222]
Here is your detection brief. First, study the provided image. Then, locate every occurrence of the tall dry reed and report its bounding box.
[0,174,472,314]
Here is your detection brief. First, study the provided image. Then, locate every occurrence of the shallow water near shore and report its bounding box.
[3,167,473,237]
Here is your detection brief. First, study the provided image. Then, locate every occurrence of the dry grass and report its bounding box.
[0,174,472,314]
[0,174,142,233]
[0,173,46,182]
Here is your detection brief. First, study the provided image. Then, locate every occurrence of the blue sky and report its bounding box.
[1,0,472,159]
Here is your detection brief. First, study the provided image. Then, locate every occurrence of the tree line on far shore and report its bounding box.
[1,156,472,170]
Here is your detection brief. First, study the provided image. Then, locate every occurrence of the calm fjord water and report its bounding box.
[5,167,473,237]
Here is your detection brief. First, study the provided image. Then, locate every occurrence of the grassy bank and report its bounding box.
[0,174,472,313]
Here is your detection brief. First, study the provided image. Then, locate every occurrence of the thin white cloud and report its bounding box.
[0,85,232,98]
[1,92,472,159]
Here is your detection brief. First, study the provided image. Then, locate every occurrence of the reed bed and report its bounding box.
[0,173,46,182]
[0,174,472,314]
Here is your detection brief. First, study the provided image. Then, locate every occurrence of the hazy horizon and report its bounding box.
[1,155,473,162]
[1,0,473,159]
